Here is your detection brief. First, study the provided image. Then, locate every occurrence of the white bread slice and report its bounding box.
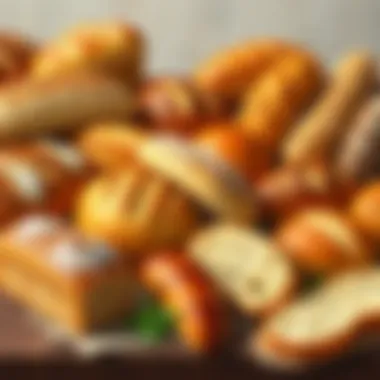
[138,136,256,223]
[253,268,380,369]
[188,224,296,316]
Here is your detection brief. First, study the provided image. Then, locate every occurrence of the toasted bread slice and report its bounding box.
[188,224,296,316]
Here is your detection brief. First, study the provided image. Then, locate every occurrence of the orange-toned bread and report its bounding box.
[31,21,144,86]
[193,39,290,103]
[238,50,324,153]
[76,166,199,255]
[194,123,271,181]
[77,123,146,172]
[140,252,225,352]
[275,208,371,275]
[0,215,133,334]
[349,182,380,243]
[256,163,350,222]
[283,52,377,165]
[0,31,37,82]
[137,77,224,136]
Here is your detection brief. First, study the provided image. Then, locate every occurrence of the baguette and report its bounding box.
[188,224,296,316]
[252,268,380,369]
[275,208,371,275]
[0,72,132,141]
[335,97,380,186]
[238,50,324,152]
[139,136,256,223]
[77,123,146,172]
[282,52,377,165]
[140,252,225,352]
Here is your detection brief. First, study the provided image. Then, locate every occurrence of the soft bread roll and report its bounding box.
[282,52,377,165]
[77,123,146,172]
[139,136,255,223]
[275,208,371,275]
[193,39,290,103]
[32,21,144,86]
[0,215,133,333]
[140,252,225,352]
[253,268,380,369]
[335,97,380,186]
[238,50,324,152]
[188,224,296,316]
[0,72,132,141]
[76,165,199,255]
[349,182,380,243]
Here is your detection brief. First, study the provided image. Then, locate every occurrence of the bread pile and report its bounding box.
[0,20,380,369]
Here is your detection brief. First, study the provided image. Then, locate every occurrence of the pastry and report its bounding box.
[188,224,296,316]
[140,252,225,352]
[0,215,133,333]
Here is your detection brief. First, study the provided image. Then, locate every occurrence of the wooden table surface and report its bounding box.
[0,292,380,379]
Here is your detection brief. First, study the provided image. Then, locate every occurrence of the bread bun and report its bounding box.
[75,166,199,255]
[32,21,144,86]
[77,123,146,172]
[275,208,371,275]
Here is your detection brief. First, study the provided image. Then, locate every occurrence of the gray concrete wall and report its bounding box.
[4,0,379,72]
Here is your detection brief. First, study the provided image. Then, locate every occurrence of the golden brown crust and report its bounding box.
[77,123,146,172]
[0,72,132,141]
[31,21,144,87]
[75,168,200,255]
[139,252,225,352]
[238,50,324,153]
[193,39,291,103]
[282,52,377,165]
[275,208,371,275]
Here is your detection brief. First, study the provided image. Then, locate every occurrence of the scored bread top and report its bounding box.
[188,224,295,315]
[138,136,256,223]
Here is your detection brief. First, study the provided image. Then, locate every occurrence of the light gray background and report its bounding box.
[4,0,380,72]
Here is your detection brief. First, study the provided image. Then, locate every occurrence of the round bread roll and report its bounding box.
[32,21,144,86]
[77,123,146,172]
[138,136,256,224]
[275,208,371,275]
[75,166,199,255]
